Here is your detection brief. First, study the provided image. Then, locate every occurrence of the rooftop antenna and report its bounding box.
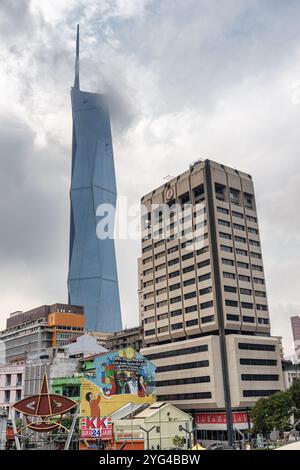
[74,24,80,89]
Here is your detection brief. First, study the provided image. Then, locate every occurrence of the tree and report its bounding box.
[251,391,293,435]
[173,435,185,449]
[289,378,300,413]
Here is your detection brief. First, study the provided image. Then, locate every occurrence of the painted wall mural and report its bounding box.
[80,347,156,417]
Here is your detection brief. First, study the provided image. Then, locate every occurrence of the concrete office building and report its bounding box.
[291,316,300,362]
[0,303,84,363]
[139,159,284,442]
[0,364,25,421]
[67,25,122,332]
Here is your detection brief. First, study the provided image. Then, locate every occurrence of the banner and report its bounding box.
[81,417,113,439]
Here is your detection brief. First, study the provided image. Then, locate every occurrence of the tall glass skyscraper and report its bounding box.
[68,26,122,332]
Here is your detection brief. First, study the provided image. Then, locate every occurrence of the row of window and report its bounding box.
[145,344,208,361]
[156,360,209,373]
[243,390,280,397]
[226,314,269,324]
[224,285,266,297]
[241,374,279,381]
[156,375,210,387]
[225,299,268,311]
[157,392,212,401]
[217,206,257,223]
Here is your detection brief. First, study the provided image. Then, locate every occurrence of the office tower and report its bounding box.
[291,316,300,362]
[0,304,84,363]
[68,26,122,332]
[139,159,284,443]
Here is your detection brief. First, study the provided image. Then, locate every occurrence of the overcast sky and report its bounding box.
[0,0,299,357]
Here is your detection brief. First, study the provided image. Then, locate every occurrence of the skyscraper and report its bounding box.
[139,159,284,444]
[291,316,300,362]
[68,26,122,332]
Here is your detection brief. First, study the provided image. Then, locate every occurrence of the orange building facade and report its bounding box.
[48,311,85,348]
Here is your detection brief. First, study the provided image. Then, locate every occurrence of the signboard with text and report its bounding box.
[81,417,112,439]
[195,412,249,425]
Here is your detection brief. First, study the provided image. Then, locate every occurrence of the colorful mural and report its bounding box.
[80,347,156,417]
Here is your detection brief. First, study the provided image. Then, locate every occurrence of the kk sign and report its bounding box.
[81,417,112,439]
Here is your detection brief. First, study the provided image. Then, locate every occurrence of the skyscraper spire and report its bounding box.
[74,24,80,89]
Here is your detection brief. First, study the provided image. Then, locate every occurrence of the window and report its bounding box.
[236,248,248,256]
[241,374,279,382]
[158,326,169,334]
[240,288,252,295]
[16,374,22,386]
[237,261,249,269]
[199,286,212,295]
[244,192,254,209]
[223,272,235,280]
[155,251,165,260]
[252,264,263,272]
[235,236,246,243]
[186,319,199,327]
[218,219,230,227]
[171,322,183,330]
[243,390,279,397]
[144,304,154,311]
[255,291,266,298]
[62,386,80,397]
[4,390,10,403]
[170,296,182,304]
[227,314,239,321]
[144,280,153,287]
[243,316,255,323]
[196,246,209,256]
[145,329,155,336]
[182,252,194,262]
[224,285,237,293]
[254,277,265,285]
[233,223,245,231]
[221,245,233,253]
[158,313,169,321]
[217,206,229,215]
[168,258,179,267]
[222,258,234,266]
[144,316,155,324]
[240,358,277,366]
[241,302,253,309]
[258,318,269,324]
[170,283,181,291]
[229,188,240,205]
[157,375,210,387]
[155,264,165,272]
[238,343,275,351]
[157,392,212,400]
[256,304,268,311]
[246,215,257,222]
[146,344,208,360]
[183,266,194,274]
[157,300,168,308]
[184,292,197,300]
[156,275,166,283]
[168,245,178,254]
[215,183,225,201]
[144,292,154,299]
[232,211,243,219]
[193,184,205,203]
[201,300,213,309]
[220,232,232,240]
[198,259,210,269]
[199,273,211,282]
[184,278,196,287]
[143,256,152,264]
[249,240,260,247]
[251,252,262,259]
[169,270,180,278]
[185,305,198,313]
[201,315,214,323]
[5,375,11,386]
[143,268,153,276]
[171,309,182,317]
[156,287,167,295]
[143,245,152,254]
[179,192,190,206]
[248,227,259,235]
[239,274,250,282]
[225,300,238,307]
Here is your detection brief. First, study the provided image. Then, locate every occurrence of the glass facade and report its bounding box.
[68,27,122,332]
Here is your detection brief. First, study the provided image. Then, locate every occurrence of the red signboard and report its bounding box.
[195,412,248,425]
[81,417,112,439]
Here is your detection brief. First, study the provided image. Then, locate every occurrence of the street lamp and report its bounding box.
[140,425,156,450]
[179,423,196,450]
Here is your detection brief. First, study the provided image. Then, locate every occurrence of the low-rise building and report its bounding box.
[282,360,300,390]
[0,363,25,420]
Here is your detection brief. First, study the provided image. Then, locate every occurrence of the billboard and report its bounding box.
[195,412,249,425]
[80,347,156,417]
[81,417,112,439]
